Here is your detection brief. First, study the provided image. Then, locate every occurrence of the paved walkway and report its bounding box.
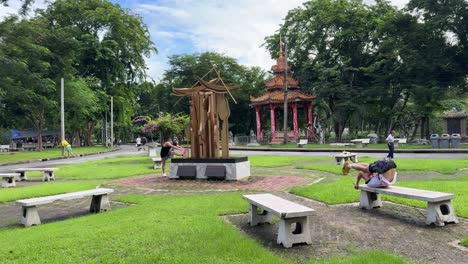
[116,174,315,192]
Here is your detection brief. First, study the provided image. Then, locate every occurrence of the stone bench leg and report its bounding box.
[248,204,273,226]
[16,172,27,181]
[90,194,111,213]
[1,177,15,188]
[335,157,344,165]
[351,156,358,163]
[277,216,312,248]
[21,206,41,227]
[426,200,459,226]
[43,171,55,182]
[359,191,382,209]
[154,161,162,169]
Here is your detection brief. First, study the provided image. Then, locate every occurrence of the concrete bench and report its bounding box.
[351,138,370,148]
[358,185,458,226]
[0,173,19,188]
[297,139,308,148]
[16,188,114,227]
[330,143,355,147]
[0,145,10,152]
[152,157,162,169]
[394,138,407,148]
[13,167,59,182]
[243,193,314,248]
[334,151,358,165]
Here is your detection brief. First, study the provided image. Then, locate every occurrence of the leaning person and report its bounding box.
[61,140,75,157]
[342,158,397,189]
[160,140,185,177]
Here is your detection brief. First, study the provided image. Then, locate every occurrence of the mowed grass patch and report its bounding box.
[299,157,468,174]
[54,156,156,180]
[0,194,407,263]
[461,237,468,247]
[249,156,329,167]
[0,181,104,202]
[0,146,113,164]
[291,175,468,218]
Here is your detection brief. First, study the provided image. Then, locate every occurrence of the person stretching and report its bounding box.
[342,158,397,189]
[160,140,185,177]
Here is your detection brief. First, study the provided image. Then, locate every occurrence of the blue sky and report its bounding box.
[1,0,409,81]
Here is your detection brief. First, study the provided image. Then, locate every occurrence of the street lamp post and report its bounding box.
[282,39,289,145]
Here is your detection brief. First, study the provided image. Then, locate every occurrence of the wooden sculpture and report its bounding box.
[172,67,239,159]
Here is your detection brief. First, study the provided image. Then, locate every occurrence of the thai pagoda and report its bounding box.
[250,45,316,143]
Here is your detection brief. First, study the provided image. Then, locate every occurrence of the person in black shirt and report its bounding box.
[160,140,185,177]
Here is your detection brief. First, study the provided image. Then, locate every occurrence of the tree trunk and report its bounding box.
[85,121,95,146]
[27,110,44,151]
[420,117,426,139]
[424,116,430,139]
[74,131,81,147]
[410,120,419,141]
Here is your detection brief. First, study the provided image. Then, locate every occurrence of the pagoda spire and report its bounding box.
[279,34,284,57]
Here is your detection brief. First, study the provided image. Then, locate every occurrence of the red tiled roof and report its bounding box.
[250,90,315,105]
[265,75,298,89]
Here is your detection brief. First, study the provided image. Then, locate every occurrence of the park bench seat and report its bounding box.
[243,193,314,248]
[297,139,308,148]
[152,157,162,169]
[297,139,309,148]
[358,185,458,226]
[334,151,358,165]
[16,188,114,227]
[13,167,58,182]
[0,145,10,152]
[351,138,369,148]
[0,173,19,188]
[394,138,407,148]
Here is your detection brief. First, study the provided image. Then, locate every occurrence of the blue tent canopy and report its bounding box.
[2,130,58,140]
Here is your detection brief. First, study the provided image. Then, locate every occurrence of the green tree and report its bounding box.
[157,52,266,136]
[37,0,156,144]
[0,16,57,150]
[265,0,400,141]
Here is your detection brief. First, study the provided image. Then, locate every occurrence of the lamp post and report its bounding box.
[60,78,65,156]
[282,39,289,145]
[110,96,114,149]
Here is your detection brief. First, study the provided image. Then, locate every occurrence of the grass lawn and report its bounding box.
[298,157,468,174]
[0,181,105,203]
[248,156,329,167]
[0,146,114,165]
[252,143,468,149]
[461,237,468,247]
[291,174,468,218]
[17,156,156,180]
[0,194,407,263]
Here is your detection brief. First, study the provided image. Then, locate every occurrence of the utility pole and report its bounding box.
[105,111,108,147]
[110,96,114,149]
[282,39,289,145]
[60,78,65,156]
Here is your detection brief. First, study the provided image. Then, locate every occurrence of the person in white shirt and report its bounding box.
[386,130,395,159]
[136,136,142,151]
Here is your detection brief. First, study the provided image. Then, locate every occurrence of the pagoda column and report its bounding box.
[270,104,276,139]
[255,106,262,140]
[292,102,298,139]
[306,103,313,140]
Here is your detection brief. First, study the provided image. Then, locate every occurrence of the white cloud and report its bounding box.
[1,0,411,81]
[137,0,306,79]
[0,0,49,20]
